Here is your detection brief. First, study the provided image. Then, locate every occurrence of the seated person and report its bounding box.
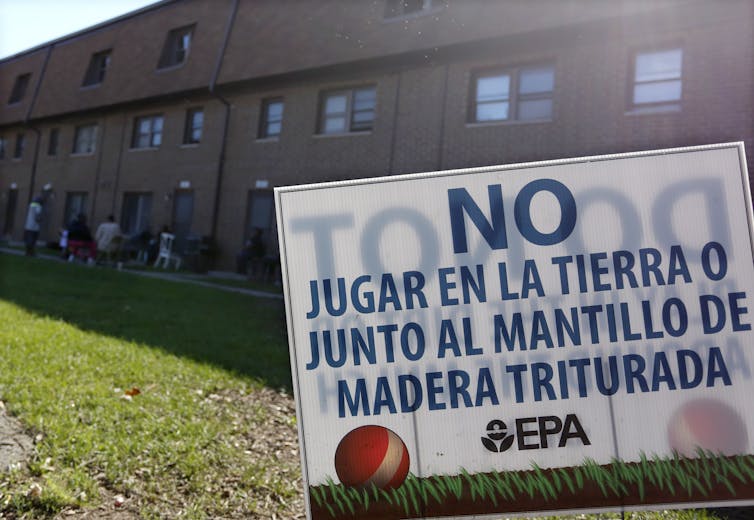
[95,215,123,261]
[237,228,265,275]
[66,213,96,261]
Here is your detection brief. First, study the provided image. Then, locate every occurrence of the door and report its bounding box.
[2,189,17,237]
[63,192,88,228]
[121,192,153,236]
[245,190,274,254]
[172,190,194,253]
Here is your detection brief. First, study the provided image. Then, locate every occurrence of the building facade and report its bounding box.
[1,0,752,269]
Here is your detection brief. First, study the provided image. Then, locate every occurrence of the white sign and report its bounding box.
[276,143,754,519]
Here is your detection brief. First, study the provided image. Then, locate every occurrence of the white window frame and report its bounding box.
[630,47,683,112]
[384,0,437,20]
[471,64,555,124]
[48,128,60,156]
[157,25,194,70]
[183,108,203,145]
[131,115,164,149]
[259,98,284,139]
[82,50,111,87]
[13,133,25,159]
[318,86,376,135]
[8,73,31,105]
[72,124,98,155]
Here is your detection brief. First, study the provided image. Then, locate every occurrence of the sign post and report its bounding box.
[276,143,754,519]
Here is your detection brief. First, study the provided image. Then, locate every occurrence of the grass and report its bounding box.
[180,273,283,294]
[0,253,298,518]
[310,452,754,518]
[0,253,745,519]
[3,242,283,295]
[0,253,290,386]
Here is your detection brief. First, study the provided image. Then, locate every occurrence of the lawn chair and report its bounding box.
[154,232,182,269]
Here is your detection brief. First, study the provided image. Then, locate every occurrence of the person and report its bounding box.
[236,228,265,275]
[23,196,44,256]
[95,215,123,263]
[95,215,122,252]
[66,213,96,262]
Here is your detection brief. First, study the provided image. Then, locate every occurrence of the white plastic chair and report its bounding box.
[153,232,182,269]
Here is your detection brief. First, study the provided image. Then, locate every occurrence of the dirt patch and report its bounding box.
[0,402,33,472]
[1,388,306,519]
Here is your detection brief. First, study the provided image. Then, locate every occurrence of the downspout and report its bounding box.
[436,63,450,171]
[208,0,239,244]
[388,70,403,174]
[25,43,54,205]
[111,113,128,216]
[90,113,107,223]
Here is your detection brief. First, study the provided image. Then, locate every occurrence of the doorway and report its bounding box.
[172,190,194,253]
[2,188,18,237]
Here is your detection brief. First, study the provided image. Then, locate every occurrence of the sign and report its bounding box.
[275,143,754,519]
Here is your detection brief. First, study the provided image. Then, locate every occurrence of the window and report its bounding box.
[121,192,152,235]
[48,128,59,156]
[385,0,434,19]
[318,86,376,134]
[631,47,682,110]
[471,64,554,123]
[73,124,97,154]
[63,192,88,227]
[259,98,284,139]
[0,137,6,160]
[82,50,111,87]
[13,133,25,159]
[131,115,164,148]
[157,25,194,69]
[183,108,203,144]
[8,73,31,104]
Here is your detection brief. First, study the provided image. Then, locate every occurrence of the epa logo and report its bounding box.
[481,420,515,452]
[481,414,591,453]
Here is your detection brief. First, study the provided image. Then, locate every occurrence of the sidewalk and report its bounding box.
[1,246,283,300]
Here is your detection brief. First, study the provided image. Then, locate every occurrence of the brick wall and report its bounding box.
[1,0,752,269]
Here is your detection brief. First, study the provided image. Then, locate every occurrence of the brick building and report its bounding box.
[1,0,752,270]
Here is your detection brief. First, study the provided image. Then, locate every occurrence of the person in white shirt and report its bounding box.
[95,215,122,257]
[23,196,44,256]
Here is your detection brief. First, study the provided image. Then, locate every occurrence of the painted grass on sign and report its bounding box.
[310,452,754,518]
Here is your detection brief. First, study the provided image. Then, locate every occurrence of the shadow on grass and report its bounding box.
[0,254,292,390]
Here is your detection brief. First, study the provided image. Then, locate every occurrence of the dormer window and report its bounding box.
[8,73,31,104]
[384,0,435,19]
[157,25,194,70]
[82,50,111,87]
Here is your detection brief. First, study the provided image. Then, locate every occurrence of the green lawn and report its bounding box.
[0,253,299,518]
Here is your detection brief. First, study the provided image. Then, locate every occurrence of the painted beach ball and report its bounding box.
[334,425,410,489]
[668,398,748,457]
